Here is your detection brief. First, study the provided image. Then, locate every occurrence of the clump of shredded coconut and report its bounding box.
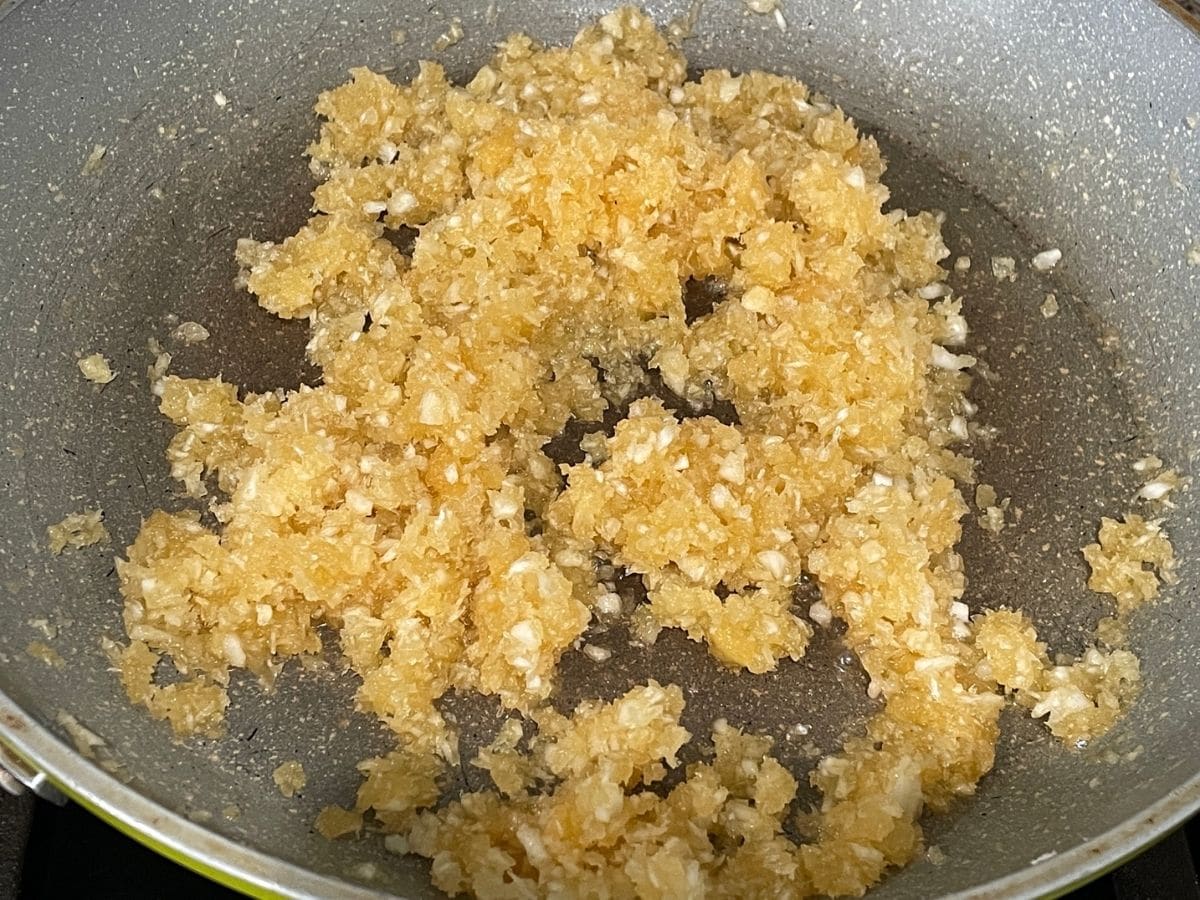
[272,760,307,798]
[47,508,109,554]
[78,353,116,384]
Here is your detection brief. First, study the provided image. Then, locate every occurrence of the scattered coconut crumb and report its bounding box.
[272,760,307,798]
[316,805,364,839]
[28,618,58,640]
[432,17,463,51]
[222,804,242,820]
[1136,468,1184,504]
[171,321,211,344]
[991,256,1017,282]
[391,28,408,46]
[1031,248,1062,271]
[47,508,109,555]
[926,845,947,866]
[1187,114,1198,131]
[974,610,1141,743]
[213,91,228,108]
[1133,455,1163,474]
[953,255,971,272]
[808,600,832,627]
[975,483,997,509]
[980,505,1007,533]
[1188,243,1200,267]
[81,143,107,176]
[1040,293,1059,318]
[27,641,65,668]
[785,722,810,741]
[581,643,612,662]
[148,346,173,395]
[974,483,1010,534]
[1083,514,1176,616]
[78,352,116,385]
[56,711,106,759]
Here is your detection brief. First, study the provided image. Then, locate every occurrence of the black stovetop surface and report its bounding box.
[2,792,1197,899]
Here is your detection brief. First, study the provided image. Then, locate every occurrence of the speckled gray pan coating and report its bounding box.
[0,0,1198,897]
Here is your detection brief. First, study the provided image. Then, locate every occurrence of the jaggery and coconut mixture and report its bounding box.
[109,9,1177,897]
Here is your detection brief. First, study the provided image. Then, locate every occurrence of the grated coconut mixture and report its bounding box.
[108,9,1177,897]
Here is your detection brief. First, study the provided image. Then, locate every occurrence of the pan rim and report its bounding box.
[1,0,1198,897]
[3,684,1199,899]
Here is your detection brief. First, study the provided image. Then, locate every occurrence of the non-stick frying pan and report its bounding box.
[1,0,1198,896]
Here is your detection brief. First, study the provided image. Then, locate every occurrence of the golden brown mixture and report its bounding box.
[109,9,1174,896]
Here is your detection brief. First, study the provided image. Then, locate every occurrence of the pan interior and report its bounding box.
[0,2,1197,897]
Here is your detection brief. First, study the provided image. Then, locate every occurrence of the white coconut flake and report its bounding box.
[418,390,448,425]
[1133,455,1162,473]
[509,620,538,647]
[345,489,374,516]
[388,191,418,217]
[1137,470,1182,502]
[213,91,228,108]
[931,345,974,371]
[808,601,832,627]
[953,255,971,272]
[757,549,788,581]
[785,722,810,741]
[582,643,612,662]
[1137,480,1172,501]
[1031,248,1062,271]
[1040,293,1059,318]
[595,592,622,616]
[223,634,246,667]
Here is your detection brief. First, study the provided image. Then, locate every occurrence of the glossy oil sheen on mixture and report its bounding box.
[109,9,1175,897]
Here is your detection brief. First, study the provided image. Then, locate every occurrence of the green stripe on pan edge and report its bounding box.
[48,777,282,900]
[50,774,1149,900]
[40,775,1167,900]
[21,747,1173,900]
